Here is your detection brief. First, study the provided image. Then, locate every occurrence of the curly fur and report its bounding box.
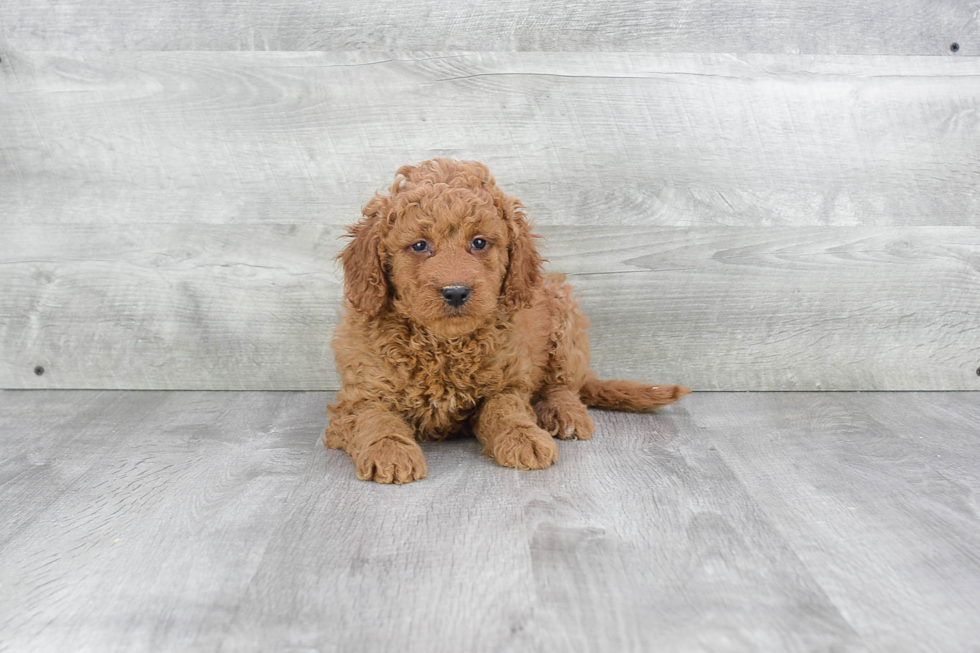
[326,159,690,483]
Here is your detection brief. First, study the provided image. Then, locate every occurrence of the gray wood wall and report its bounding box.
[1,3,978,391]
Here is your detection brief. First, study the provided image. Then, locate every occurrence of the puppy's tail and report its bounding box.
[579,377,691,412]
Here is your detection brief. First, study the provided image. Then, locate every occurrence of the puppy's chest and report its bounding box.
[388,343,505,439]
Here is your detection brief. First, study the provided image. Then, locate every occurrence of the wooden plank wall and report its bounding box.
[1,4,978,390]
[1,1,975,54]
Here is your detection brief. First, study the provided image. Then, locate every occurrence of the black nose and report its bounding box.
[441,285,471,308]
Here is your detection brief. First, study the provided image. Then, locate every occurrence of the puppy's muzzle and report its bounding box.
[441,284,471,308]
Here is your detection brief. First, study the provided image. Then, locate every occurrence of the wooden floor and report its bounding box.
[0,391,978,652]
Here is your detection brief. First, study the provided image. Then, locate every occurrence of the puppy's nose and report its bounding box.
[441,285,471,308]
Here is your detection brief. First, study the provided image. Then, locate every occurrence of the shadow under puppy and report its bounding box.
[326,159,689,484]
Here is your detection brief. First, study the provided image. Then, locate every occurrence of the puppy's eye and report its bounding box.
[471,238,488,251]
[411,241,428,253]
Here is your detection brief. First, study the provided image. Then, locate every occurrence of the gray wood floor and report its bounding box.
[0,391,978,652]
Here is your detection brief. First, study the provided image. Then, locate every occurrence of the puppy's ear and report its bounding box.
[339,195,389,317]
[499,194,543,311]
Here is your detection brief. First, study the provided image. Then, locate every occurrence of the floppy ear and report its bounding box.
[499,194,543,311]
[339,195,389,317]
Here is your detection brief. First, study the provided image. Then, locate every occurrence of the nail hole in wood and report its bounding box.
[950,42,960,53]
[976,366,980,377]
[34,366,44,376]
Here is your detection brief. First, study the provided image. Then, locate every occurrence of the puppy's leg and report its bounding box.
[473,391,558,470]
[543,275,689,412]
[326,402,427,484]
[531,276,595,440]
[534,385,595,441]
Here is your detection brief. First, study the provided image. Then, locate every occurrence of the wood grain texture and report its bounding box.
[0,224,343,391]
[546,226,980,392]
[2,52,979,227]
[0,0,975,54]
[832,392,980,538]
[0,391,322,652]
[217,414,540,652]
[218,403,863,652]
[2,390,979,651]
[691,393,980,653]
[0,391,164,548]
[513,408,862,652]
[2,224,978,391]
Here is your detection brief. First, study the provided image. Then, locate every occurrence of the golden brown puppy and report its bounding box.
[326,159,689,484]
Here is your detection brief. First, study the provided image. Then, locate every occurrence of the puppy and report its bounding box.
[326,159,689,483]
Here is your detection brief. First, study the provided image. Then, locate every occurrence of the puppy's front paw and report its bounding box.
[487,425,558,471]
[355,438,427,484]
[535,397,595,441]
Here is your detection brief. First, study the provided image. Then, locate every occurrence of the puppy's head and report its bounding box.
[340,159,542,338]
